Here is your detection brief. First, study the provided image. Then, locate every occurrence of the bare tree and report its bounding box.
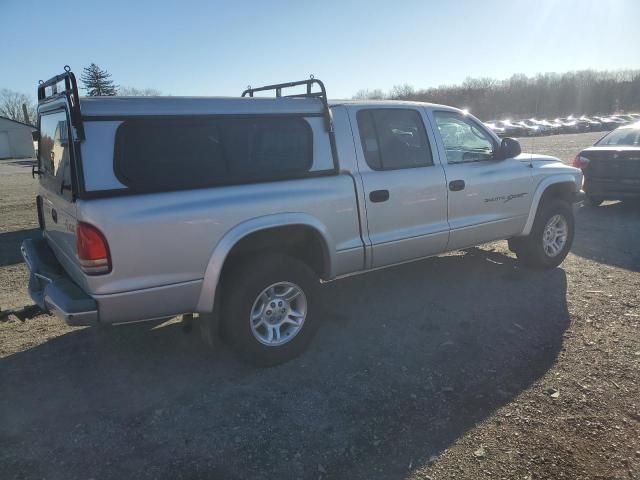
[117,86,163,96]
[352,88,386,100]
[388,84,415,99]
[0,89,37,126]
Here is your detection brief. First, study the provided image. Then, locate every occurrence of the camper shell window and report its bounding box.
[114,116,314,192]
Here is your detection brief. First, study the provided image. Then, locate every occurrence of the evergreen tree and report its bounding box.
[80,63,118,96]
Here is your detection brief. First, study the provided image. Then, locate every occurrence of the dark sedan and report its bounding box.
[484,121,506,137]
[579,116,604,131]
[595,116,626,130]
[497,120,526,137]
[556,117,581,133]
[573,122,640,206]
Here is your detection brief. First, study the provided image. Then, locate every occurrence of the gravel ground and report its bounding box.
[1,132,639,480]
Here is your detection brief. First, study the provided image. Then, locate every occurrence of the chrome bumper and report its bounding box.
[21,237,98,326]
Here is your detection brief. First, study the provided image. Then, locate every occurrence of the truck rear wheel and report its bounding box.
[514,199,574,270]
[220,253,320,366]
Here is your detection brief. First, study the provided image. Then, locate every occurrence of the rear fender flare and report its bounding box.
[195,213,335,313]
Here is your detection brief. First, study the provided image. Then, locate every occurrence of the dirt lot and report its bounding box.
[1,132,639,480]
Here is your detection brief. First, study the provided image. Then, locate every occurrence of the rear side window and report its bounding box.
[356,109,433,170]
[114,117,313,191]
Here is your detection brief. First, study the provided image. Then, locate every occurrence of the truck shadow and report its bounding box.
[0,247,569,480]
[0,228,41,267]
[571,201,640,272]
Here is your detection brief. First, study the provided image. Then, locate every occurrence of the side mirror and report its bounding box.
[31,131,40,142]
[499,137,521,159]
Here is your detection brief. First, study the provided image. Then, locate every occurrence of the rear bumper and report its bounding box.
[586,177,640,199]
[22,237,202,326]
[21,237,98,326]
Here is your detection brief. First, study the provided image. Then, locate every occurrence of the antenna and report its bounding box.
[529,93,540,168]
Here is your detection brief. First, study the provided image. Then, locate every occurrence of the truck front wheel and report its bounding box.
[514,199,575,270]
[220,253,320,366]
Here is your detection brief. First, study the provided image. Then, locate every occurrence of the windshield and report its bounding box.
[597,127,640,146]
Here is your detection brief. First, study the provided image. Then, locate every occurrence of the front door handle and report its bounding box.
[369,189,390,203]
[449,180,465,191]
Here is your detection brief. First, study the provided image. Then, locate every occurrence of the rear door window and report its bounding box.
[39,110,73,196]
[356,109,433,170]
[114,117,314,192]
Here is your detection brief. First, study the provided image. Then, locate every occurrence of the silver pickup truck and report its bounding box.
[22,68,583,365]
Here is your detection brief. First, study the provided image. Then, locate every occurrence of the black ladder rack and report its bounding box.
[241,78,333,132]
[37,65,85,140]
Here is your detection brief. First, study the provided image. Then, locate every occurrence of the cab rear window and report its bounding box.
[114,117,313,191]
[39,110,71,182]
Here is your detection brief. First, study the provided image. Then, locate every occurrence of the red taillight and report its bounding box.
[76,222,111,275]
[572,154,590,169]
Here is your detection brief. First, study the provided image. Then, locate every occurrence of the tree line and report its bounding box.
[354,69,640,120]
[4,67,639,126]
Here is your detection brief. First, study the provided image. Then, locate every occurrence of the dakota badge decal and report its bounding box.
[484,192,528,203]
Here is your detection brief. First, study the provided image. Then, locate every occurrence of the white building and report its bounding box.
[0,116,36,159]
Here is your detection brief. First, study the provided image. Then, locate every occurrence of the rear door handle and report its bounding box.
[369,189,390,203]
[449,180,465,191]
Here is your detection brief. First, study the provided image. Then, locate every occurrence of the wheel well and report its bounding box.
[539,182,575,206]
[207,226,328,336]
[221,225,329,281]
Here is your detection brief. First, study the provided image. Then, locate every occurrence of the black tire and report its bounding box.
[507,237,524,255]
[586,195,604,207]
[199,311,220,349]
[220,253,320,367]
[515,199,574,270]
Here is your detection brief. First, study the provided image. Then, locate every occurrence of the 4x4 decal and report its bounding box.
[484,192,528,203]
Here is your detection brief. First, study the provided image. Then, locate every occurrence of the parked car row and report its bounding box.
[484,113,640,137]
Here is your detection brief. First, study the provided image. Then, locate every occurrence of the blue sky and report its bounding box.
[2,0,639,99]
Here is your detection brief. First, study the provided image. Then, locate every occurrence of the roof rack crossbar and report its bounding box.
[241,78,333,133]
[283,92,325,99]
[241,78,325,98]
[37,66,85,140]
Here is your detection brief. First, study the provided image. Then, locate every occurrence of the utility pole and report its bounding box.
[22,103,30,125]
